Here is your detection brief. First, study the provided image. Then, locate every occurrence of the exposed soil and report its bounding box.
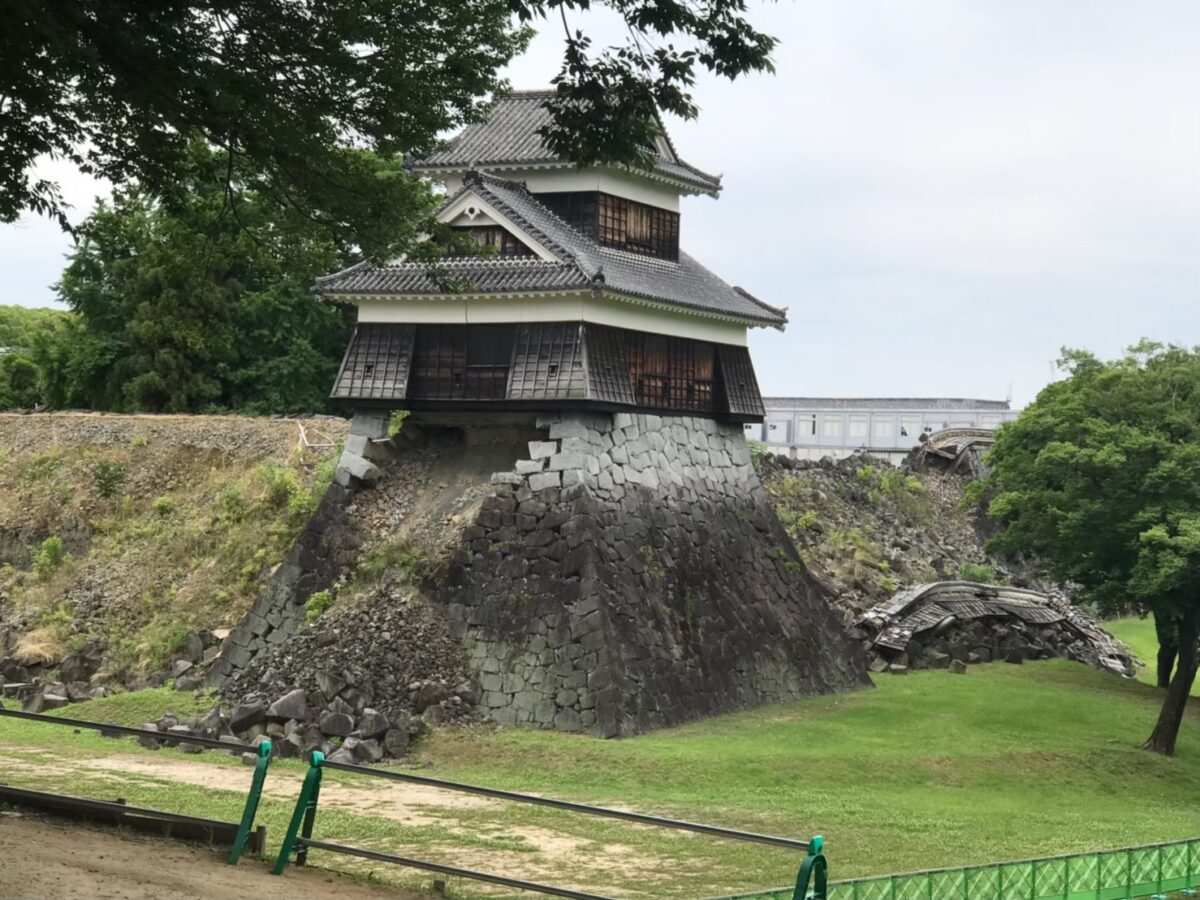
[0,741,692,896]
[0,813,416,900]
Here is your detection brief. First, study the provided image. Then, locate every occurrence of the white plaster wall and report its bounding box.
[434,167,683,211]
[354,294,749,346]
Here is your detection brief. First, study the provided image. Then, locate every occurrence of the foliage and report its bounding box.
[92,459,125,499]
[981,342,1200,755]
[746,439,768,469]
[34,141,425,414]
[0,305,71,348]
[3,2,774,235]
[0,2,528,230]
[354,539,426,588]
[0,306,72,409]
[958,562,1003,585]
[388,410,411,439]
[305,590,334,624]
[0,432,339,674]
[32,536,71,581]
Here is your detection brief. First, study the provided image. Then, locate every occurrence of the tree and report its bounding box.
[40,140,434,413]
[0,305,71,409]
[981,342,1200,755]
[1,1,775,231]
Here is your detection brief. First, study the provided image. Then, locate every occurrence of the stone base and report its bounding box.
[444,412,870,737]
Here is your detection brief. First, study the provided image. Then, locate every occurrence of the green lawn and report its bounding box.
[1106,615,1200,697]
[2,662,1198,898]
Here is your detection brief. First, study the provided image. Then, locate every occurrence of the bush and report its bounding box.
[93,459,126,498]
[27,451,61,480]
[305,590,333,622]
[256,461,303,508]
[959,562,1003,584]
[214,485,247,523]
[152,496,174,516]
[388,410,410,438]
[33,536,72,580]
[747,439,768,468]
[355,539,425,587]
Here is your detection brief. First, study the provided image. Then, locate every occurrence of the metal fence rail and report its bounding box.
[717,838,1200,900]
[273,751,829,899]
[0,706,272,864]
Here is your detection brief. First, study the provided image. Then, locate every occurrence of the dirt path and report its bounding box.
[0,742,695,896]
[0,813,419,900]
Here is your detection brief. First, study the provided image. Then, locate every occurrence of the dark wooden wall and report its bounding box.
[332,322,764,419]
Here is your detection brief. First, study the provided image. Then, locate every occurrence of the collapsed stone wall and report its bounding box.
[206,479,362,684]
[444,412,870,737]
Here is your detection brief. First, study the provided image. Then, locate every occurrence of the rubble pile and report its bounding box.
[854,582,1135,677]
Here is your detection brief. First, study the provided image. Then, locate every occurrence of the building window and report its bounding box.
[536,192,600,239]
[822,416,842,437]
[849,416,868,438]
[800,414,817,436]
[448,226,534,258]
[900,419,920,438]
[873,417,894,439]
[623,331,715,412]
[597,194,679,260]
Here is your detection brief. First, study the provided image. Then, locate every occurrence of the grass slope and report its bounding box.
[2,662,1198,898]
[1106,616,1200,697]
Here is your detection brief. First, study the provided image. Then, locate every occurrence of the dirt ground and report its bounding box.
[0,813,419,900]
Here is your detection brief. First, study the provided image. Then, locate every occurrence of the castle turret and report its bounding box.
[319,90,784,423]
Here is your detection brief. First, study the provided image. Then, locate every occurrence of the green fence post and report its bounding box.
[1064,855,1070,900]
[1032,858,1038,900]
[963,865,969,900]
[1189,840,1196,892]
[228,739,272,865]
[272,751,324,876]
[792,835,827,900]
[296,753,325,868]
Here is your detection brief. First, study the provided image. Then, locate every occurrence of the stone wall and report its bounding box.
[206,413,387,686]
[443,412,870,737]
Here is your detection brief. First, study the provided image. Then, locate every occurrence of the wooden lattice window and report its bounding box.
[596,194,679,261]
[624,332,715,412]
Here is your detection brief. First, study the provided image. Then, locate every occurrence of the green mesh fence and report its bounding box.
[716,837,1200,900]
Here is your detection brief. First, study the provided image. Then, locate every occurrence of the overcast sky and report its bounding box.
[2,1,1197,405]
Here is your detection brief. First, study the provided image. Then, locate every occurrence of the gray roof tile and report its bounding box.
[411,90,722,196]
[316,173,786,326]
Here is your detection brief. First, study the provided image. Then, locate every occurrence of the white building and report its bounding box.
[745,397,1019,464]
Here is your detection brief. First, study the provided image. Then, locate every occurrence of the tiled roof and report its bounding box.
[410,90,722,196]
[316,173,786,326]
[763,398,1012,411]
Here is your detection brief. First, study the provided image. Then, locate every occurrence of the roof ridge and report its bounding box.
[465,172,602,280]
[314,258,373,286]
[732,286,788,324]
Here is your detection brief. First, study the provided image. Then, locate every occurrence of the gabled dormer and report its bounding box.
[411,90,722,263]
